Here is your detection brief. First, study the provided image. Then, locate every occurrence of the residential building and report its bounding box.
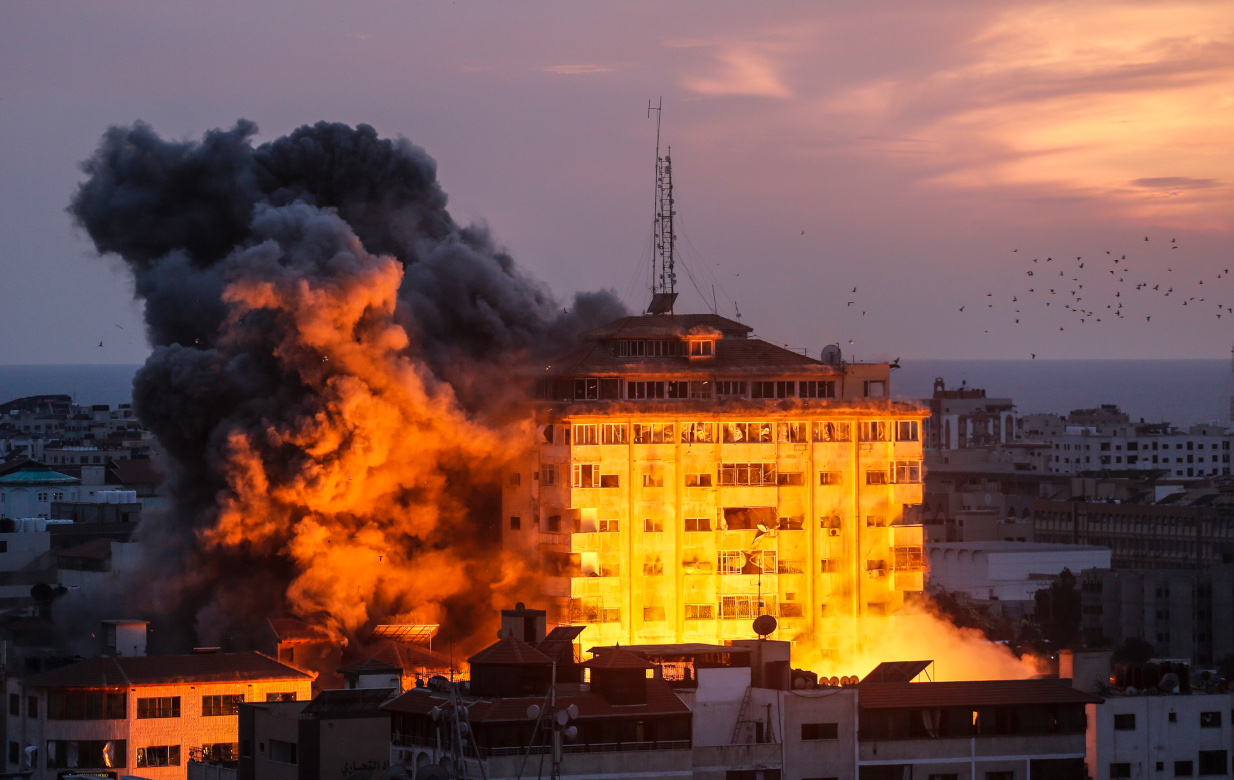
[0,466,80,520]
[925,379,1016,451]
[1088,691,1234,780]
[7,650,311,780]
[503,312,928,657]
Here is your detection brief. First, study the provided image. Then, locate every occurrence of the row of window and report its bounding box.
[12,692,295,721]
[1112,751,1227,778]
[562,461,921,488]
[518,514,914,534]
[542,377,892,402]
[7,739,232,770]
[1114,711,1225,730]
[1056,440,1230,451]
[557,420,919,445]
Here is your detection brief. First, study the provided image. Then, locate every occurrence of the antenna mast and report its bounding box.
[646,98,678,315]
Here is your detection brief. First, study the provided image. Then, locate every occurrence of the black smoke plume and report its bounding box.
[68,120,625,650]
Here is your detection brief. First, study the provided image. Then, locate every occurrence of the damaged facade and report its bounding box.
[502,313,928,657]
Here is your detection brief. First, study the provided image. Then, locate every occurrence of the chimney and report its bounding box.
[101,620,148,656]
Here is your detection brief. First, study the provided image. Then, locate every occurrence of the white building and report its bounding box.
[928,541,1111,605]
[1044,423,1231,478]
[1088,692,1234,780]
[0,467,80,521]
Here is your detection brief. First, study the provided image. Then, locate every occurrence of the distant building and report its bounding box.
[928,541,1111,618]
[1039,407,1231,478]
[1088,690,1234,780]
[925,378,1016,451]
[0,466,80,520]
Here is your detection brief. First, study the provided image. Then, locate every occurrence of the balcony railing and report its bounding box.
[392,735,690,761]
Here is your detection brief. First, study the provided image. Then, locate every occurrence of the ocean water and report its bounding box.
[1,360,1230,427]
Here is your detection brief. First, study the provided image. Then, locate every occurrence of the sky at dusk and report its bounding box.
[1,1,1232,363]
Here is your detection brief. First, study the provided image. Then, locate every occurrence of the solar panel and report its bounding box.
[860,660,933,684]
[371,625,439,646]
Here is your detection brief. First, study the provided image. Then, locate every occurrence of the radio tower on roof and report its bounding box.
[647,98,678,315]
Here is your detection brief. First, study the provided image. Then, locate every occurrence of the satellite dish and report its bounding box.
[752,614,778,637]
[526,704,541,720]
[566,704,579,720]
[1160,673,1180,692]
[555,709,569,726]
[821,344,842,366]
[564,725,578,741]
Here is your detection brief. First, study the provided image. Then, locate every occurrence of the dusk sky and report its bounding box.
[2,1,1232,363]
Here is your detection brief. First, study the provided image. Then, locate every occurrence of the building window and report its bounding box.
[685,604,713,619]
[47,740,127,769]
[813,422,851,442]
[719,595,763,619]
[541,465,557,487]
[27,696,37,719]
[1111,764,1132,779]
[546,515,562,532]
[509,516,521,530]
[643,605,666,621]
[643,518,663,533]
[722,422,774,443]
[642,467,664,487]
[1114,713,1136,730]
[799,381,835,399]
[643,556,664,576]
[859,421,888,441]
[864,380,886,398]
[574,378,599,400]
[800,722,838,740]
[137,746,181,768]
[685,517,711,532]
[266,692,297,702]
[866,470,889,485]
[819,471,842,485]
[627,381,665,400]
[8,742,17,766]
[47,691,126,720]
[601,424,628,444]
[681,422,717,443]
[600,474,620,488]
[668,381,690,399]
[719,463,777,486]
[572,424,598,445]
[778,422,808,443]
[633,423,674,444]
[895,421,919,441]
[203,744,238,763]
[689,340,715,357]
[136,697,179,719]
[1199,751,1227,776]
[685,473,714,487]
[893,461,922,483]
[8,694,17,717]
[572,464,599,488]
[599,518,619,532]
[269,740,298,765]
[1177,762,1194,777]
[777,472,805,486]
[690,380,714,399]
[715,381,747,398]
[1201,711,1222,728]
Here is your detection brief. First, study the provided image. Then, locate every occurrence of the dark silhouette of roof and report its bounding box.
[21,651,310,688]
[857,679,1103,709]
[384,678,689,722]
[337,658,403,676]
[467,636,552,667]
[302,688,396,717]
[581,314,752,340]
[582,647,653,670]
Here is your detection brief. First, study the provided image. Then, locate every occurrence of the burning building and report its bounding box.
[501,312,928,661]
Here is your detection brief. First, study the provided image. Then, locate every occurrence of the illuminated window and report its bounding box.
[572,424,598,445]
[137,746,180,768]
[813,422,851,442]
[684,517,711,532]
[601,424,628,444]
[685,473,713,487]
[893,461,922,483]
[598,519,619,532]
[895,421,919,441]
[858,421,888,441]
[643,556,664,576]
[643,518,663,533]
[865,470,889,485]
[864,380,886,398]
[573,378,598,400]
[572,464,599,488]
[600,474,620,488]
[202,695,244,717]
[719,463,777,486]
[722,422,774,443]
[819,471,842,485]
[680,422,716,442]
[777,422,808,443]
[136,697,179,719]
[690,340,715,357]
[633,423,674,443]
[685,604,713,619]
[540,465,557,486]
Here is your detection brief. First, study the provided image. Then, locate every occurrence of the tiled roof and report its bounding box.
[582,648,653,670]
[857,680,1103,709]
[467,636,552,667]
[581,314,752,339]
[383,678,689,722]
[544,338,841,377]
[111,458,165,486]
[22,651,311,688]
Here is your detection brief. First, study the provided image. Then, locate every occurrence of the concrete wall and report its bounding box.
[1087,693,1234,780]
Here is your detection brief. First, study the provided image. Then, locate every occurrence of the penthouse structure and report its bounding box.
[502,313,927,658]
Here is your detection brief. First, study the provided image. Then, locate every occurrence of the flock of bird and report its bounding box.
[839,234,1229,358]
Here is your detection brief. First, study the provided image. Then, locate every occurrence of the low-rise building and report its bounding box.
[7,651,312,780]
[928,541,1111,617]
[1088,691,1234,780]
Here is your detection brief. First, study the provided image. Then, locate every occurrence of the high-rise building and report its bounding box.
[501,313,927,658]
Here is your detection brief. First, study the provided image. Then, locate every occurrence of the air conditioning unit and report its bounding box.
[828,529,840,537]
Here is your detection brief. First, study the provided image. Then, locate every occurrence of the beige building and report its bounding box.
[7,651,312,780]
[503,313,927,659]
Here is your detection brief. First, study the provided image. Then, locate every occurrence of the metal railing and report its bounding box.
[393,736,691,761]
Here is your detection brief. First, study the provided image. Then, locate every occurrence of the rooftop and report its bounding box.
[857,679,1102,709]
[0,466,79,485]
[384,678,690,722]
[580,314,752,340]
[468,636,553,667]
[21,651,311,688]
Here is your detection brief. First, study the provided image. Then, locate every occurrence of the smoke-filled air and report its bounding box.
[66,120,625,651]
